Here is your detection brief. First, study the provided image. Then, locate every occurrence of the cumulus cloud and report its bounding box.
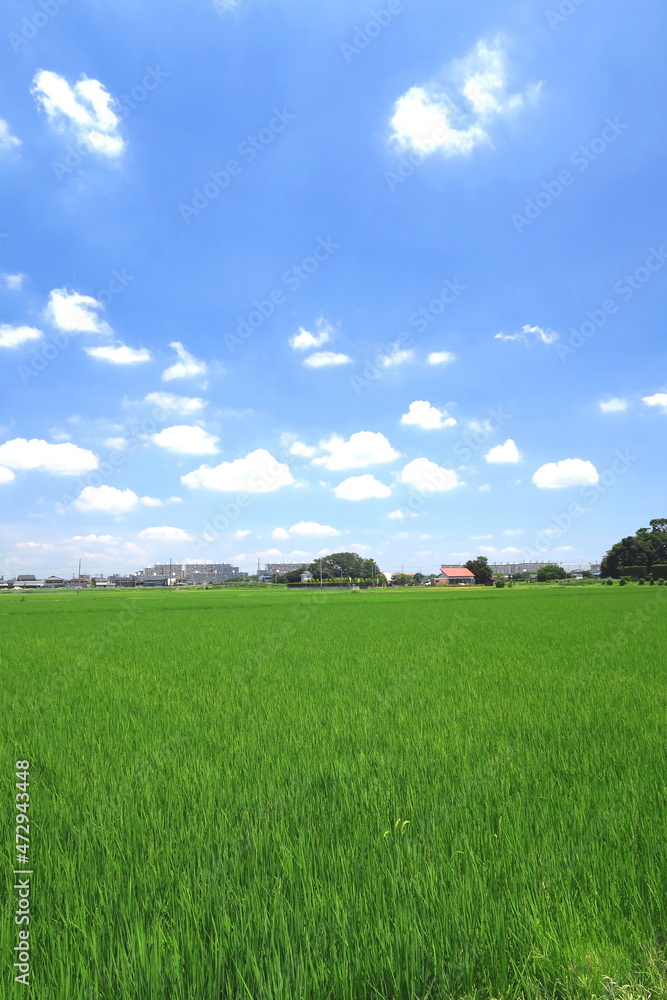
[182,449,294,493]
[68,534,117,543]
[0,325,43,349]
[495,324,559,345]
[478,484,491,492]
[151,425,219,455]
[74,486,139,513]
[390,39,537,158]
[333,475,392,501]
[4,273,24,290]
[427,351,457,365]
[289,319,332,350]
[138,526,192,542]
[85,344,151,364]
[233,529,251,540]
[289,522,341,537]
[0,119,21,150]
[0,438,97,475]
[303,351,352,368]
[0,466,16,484]
[45,288,111,334]
[103,437,127,450]
[399,458,461,492]
[145,392,207,414]
[401,400,457,430]
[532,459,599,489]
[162,342,208,382]
[272,527,289,540]
[599,397,627,414]
[313,431,400,471]
[379,347,414,369]
[31,70,125,156]
[642,393,667,414]
[388,509,418,520]
[280,434,318,459]
[485,439,521,463]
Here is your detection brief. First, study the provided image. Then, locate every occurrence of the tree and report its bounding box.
[308,552,381,582]
[537,564,568,582]
[413,572,426,584]
[465,556,493,586]
[601,519,667,577]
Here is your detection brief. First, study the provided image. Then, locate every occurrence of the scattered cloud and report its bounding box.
[485,438,521,463]
[532,458,599,489]
[103,437,127,450]
[0,325,43,349]
[31,70,125,157]
[303,351,352,368]
[470,534,493,540]
[599,397,627,414]
[0,466,16,485]
[313,431,400,471]
[390,39,538,158]
[182,449,294,492]
[138,526,193,542]
[379,347,414,369]
[85,344,152,365]
[333,475,392,501]
[0,438,98,476]
[399,458,461,492]
[151,425,219,455]
[427,351,457,366]
[145,392,207,414]
[401,400,457,430]
[233,529,251,540]
[3,273,24,290]
[45,288,111,334]
[503,528,524,536]
[289,522,341,537]
[495,324,559,345]
[74,485,139,513]
[68,534,117,543]
[388,509,418,520]
[272,527,289,540]
[280,433,318,458]
[162,342,208,382]
[0,119,21,151]
[478,484,491,492]
[289,318,332,350]
[642,393,667,414]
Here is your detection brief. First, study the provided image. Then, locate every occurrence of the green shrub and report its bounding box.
[659,579,666,586]
[622,565,647,580]
[619,579,628,587]
[651,564,667,579]
[606,579,613,586]
[650,579,655,586]
[495,579,505,589]
[639,578,646,586]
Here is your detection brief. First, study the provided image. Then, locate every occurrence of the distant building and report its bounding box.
[17,575,36,582]
[44,576,64,586]
[140,562,241,584]
[300,571,313,582]
[489,561,601,576]
[435,567,476,586]
[265,562,308,574]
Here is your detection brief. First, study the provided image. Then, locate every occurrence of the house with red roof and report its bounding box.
[435,566,476,586]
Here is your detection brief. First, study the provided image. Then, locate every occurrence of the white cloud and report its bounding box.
[145,392,207,414]
[314,431,400,471]
[379,347,414,368]
[0,438,97,475]
[388,509,418,520]
[401,400,457,430]
[532,459,599,489]
[68,534,117,543]
[485,439,521,463]
[598,397,627,414]
[151,425,219,455]
[503,528,524,536]
[333,475,392,501]
[501,546,521,554]
[0,325,43,349]
[45,288,111,334]
[642,393,667,414]
[399,458,461,492]
[31,70,125,156]
[162,342,208,382]
[390,39,537,158]
[495,324,559,345]
[478,484,491,492]
[290,522,341,537]
[103,437,127,450]
[427,351,457,366]
[233,529,251,540]
[553,546,574,552]
[303,351,352,368]
[0,466,15,484]
[182,449,294,493]
[138,526,192,542]
[289,319,332,350]
[0,119,21,150]
[470,534,493,540]
[85,344,151,365]
[16,541,52,550]
[4,273,24,290]
[140,497,163,507]
[74,485,138,513]
[272,527,289,540]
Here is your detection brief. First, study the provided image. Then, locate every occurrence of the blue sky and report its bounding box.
[1,0,666,578]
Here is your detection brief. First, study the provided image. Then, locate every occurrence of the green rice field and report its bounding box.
[2,585,667,1000]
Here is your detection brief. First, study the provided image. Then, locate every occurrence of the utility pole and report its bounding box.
[257,558,260,589]
[319,558,323,589]
[78,557,81,596]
